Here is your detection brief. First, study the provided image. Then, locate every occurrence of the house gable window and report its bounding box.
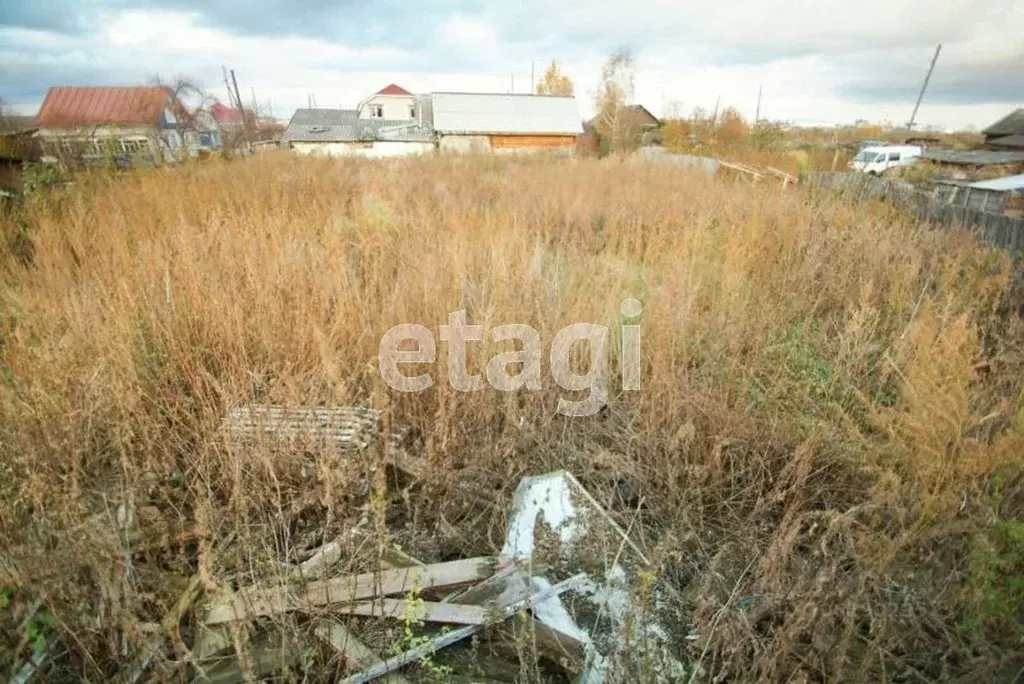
[120,138,150,155]
[410,105,417,118]
[370,105,384,118]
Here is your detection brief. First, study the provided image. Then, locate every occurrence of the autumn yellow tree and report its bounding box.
[535,60,574,96]
[662,118,694,152]
[593,47,641,153]
[716,106,749,151]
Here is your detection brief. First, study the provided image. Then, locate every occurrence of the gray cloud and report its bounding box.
[835,45,1024,105]
[1,0,1021,125]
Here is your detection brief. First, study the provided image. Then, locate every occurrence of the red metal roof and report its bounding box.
[376,84,412,96]
[210,101,254,124]
[37,86,174,127]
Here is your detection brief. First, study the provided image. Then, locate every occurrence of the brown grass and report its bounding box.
[1,152,1023,682]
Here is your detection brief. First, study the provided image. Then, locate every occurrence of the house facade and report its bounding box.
[430,93,582,154]
[35,86,219,165]
[358,84,421,121]
[281,87,584,157]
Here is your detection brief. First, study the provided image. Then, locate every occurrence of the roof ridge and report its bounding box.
[431,91,576,98]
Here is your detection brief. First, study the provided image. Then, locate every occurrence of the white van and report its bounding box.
[850,145,922,175]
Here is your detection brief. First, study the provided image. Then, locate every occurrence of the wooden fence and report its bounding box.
[808,172,1024,259]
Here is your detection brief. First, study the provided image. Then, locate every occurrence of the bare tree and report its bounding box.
[150,74,219,158]
[593,48,641,153]
[536,60,575,96]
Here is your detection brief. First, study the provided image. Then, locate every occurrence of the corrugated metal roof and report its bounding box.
[920,148,1024,165]
[37,86,173,127]
[281,109,359,142]
[982,108,1024,137]
[966,173,1024,192]
[281,108,434,143]
[431,93,582,135]
[988,134,1024,150]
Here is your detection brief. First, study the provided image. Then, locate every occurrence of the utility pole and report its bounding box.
[711,95,721,126]
[229,69,251,153]
[754,85,762,124]
[312,93,318,108]
[531,61,535,94]
[907,44,941,130]
[222,66,235,109]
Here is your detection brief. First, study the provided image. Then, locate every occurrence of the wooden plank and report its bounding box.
[315,620,410,684]
[489,135,576,149]
[765,166,797,184]
[717,160,763,178]
[205,557,496,624]
[380,545,425,569]
[337,598,489,624]
[194,631,306,684]
[341,573,589,684]
[443,563,530,606]
[299,522,368,577]
[442,561,585,669]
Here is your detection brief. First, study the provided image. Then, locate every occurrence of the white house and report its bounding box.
[357,84,422,121]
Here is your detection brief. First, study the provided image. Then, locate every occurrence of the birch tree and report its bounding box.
[593,48,640,153]
[536,60,574,96]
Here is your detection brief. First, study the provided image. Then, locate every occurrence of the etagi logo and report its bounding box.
[378,299,642,416]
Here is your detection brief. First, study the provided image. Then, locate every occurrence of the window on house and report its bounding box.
[370,105,384,118]
[410,105,417,119]
[120,138,150,155]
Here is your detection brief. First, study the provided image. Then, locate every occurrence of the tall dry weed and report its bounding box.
[0,152,1022,681]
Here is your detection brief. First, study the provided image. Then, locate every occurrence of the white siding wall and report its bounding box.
[290,141,434,158]
[438,135,492,153]
[358,95,418,121]
[362,141,434,158]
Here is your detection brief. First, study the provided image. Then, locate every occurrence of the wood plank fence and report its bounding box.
[808,172,1024,260]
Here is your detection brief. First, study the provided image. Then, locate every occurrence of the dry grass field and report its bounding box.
[1,152,1023,682]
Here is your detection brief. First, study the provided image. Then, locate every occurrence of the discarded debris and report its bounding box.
[336,598,490,624]
[205,557,496,624]
[188,451,684,682]
[342,573,589,684]
[315,620,411,684]
[501,470,685,683]
[221,404,424,478]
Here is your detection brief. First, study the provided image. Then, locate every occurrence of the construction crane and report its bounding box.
[907,44,942,130]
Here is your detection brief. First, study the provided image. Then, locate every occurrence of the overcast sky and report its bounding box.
[1,0,1021,129]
